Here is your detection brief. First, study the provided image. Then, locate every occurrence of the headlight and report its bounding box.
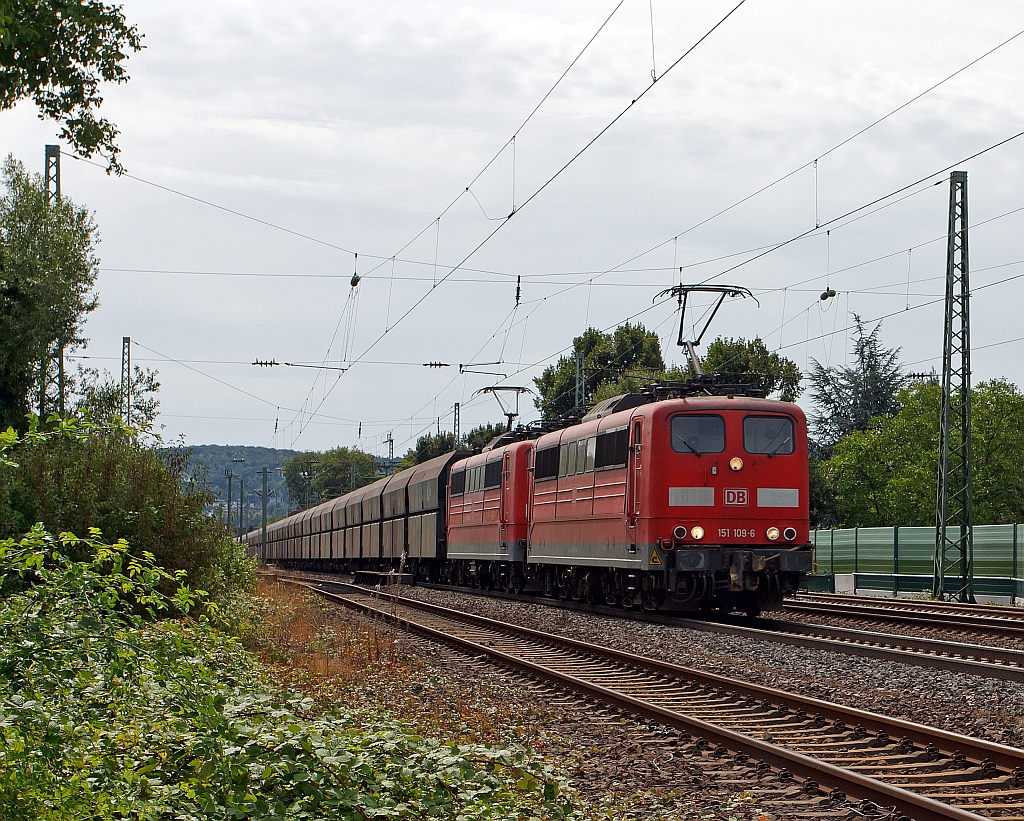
[729,457,743,471]
[673,525,688,540]
[783,527,797,541]
[766,527,780,541]
[690,526,705,540]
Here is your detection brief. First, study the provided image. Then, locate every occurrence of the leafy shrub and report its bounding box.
[0,416,255,603]
[0,528,577,820]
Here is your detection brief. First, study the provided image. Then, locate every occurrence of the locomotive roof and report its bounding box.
[532,394,803,448]
[453,437,531,469]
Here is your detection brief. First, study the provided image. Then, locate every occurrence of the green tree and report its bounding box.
[397,422,509,468]
[462,421,507,450]
[809,316,906,450]
[699,336,802,401]
[0,417,248,601]
[311,446,379,500]
[0,156,99,431]
[821,379,1024,527]
[71,363,160,428]
[282,447,379,508]
[398,431,455,469]
[534,323,665,419]
[0,1,143,171]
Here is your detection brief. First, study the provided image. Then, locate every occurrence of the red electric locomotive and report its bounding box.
[445,389,812,616]
[446,440,532,590]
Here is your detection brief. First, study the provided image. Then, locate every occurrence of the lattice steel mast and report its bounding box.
[933,171,975,602]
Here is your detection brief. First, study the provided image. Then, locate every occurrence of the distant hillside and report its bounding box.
[175,445,295,522]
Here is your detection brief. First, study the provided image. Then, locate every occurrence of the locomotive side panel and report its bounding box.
[528,420,638,569]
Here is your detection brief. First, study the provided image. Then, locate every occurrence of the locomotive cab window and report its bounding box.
[670,415,725,455]
[743,415,794,455]
[450,469,466,496]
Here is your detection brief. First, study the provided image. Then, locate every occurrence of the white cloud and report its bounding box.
[3,0,1024,452]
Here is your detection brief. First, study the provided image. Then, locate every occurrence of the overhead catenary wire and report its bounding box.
[68,19,1024,444]
[95,199,1024,289]
[601,27,1024,276]
[291,0,751,442]
[60,1,627,279]
[681,130,1024,291]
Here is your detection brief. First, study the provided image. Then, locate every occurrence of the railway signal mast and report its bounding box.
[933,171,975,602]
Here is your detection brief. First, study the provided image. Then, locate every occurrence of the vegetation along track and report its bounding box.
[281,575,1024,821]
[784,595,1024,639]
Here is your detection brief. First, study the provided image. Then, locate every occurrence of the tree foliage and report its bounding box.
[71,363,160,427]
[0,1,143,171]
[397,422,509,469]
[819,379,1024,527]
[0,415,249,601]
[534,326,802,418]
[534,323,665,419]
[809,316,906,451]
[399,431,456,469]
[282,447,379,508]
[0,156,99,431]
[699,336,803,402]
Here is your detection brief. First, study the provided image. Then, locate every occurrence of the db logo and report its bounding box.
[724,488,748,505]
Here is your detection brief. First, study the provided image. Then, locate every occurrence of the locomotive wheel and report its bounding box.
[582,572,604,606]
[640,585,665,613]
[556,569,572,600]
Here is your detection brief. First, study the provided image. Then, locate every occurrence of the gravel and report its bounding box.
[395,584,1024,748]
[313,597,805,821]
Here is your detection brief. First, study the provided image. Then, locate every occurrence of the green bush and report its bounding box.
[0,416,255,603]
[0,528,576,820]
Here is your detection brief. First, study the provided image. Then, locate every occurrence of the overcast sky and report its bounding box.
[3,0,1023,456]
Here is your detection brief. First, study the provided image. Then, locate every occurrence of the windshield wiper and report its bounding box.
[766,436,792,457]
[675,436,701,457]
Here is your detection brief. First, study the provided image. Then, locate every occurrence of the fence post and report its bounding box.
[854,527,859,575]
[1013,523,1018,606]
[893,526,900,596]
[830,529,835,575]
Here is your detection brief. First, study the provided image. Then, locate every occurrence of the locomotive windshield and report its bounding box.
[670,415,725,455]
[743,415,794,455]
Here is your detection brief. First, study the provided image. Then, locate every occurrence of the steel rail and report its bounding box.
[760,618,1024,678]
[290,578,1022,821]
[796,594,1024,620]
[782,601,1024,637]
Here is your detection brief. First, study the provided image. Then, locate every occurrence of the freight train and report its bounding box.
[246,383,813,615]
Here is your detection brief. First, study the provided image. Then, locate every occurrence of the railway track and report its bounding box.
[273,571,1024,682]
[783,597,1024,639]
[795,594,1024,621]
[283,576,1024,821]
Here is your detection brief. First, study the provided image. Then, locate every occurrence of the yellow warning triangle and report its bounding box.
[649,549,662,566]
